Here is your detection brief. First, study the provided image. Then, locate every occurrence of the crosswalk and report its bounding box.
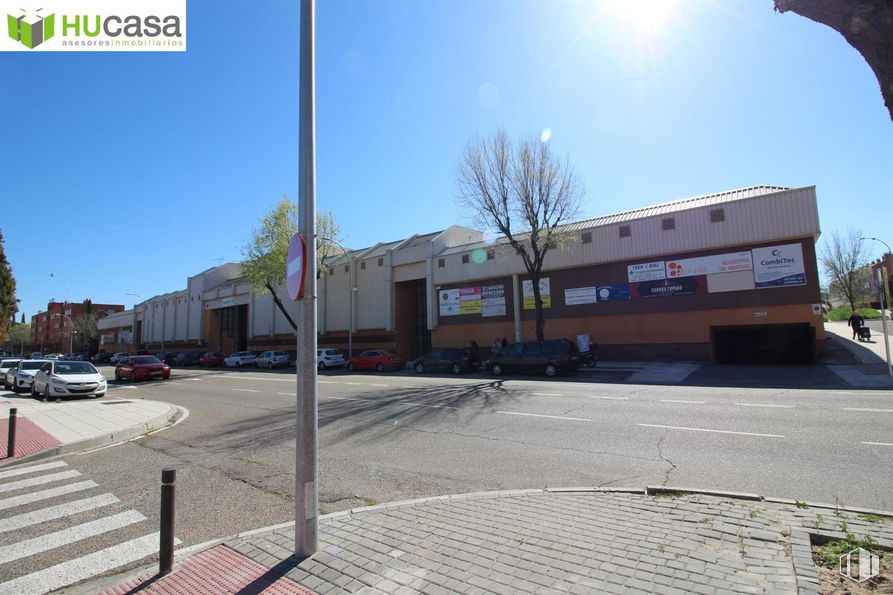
[0,460,178,594]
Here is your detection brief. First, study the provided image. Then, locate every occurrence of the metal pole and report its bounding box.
[295,0,319,560]
[881,267,893,376]
[348,279,353,360]
[159,468,176,575]
[6,408,17,458]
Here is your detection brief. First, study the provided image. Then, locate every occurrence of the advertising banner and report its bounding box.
[459,286,482,314]
[752,244,806,288]
[438,289,460,316]
[631,276,706,299]
[523,278,551,310]
[597,284,631,302]
[481,284,506,317]
[565,286,598,306]
[666,251,753,279]
[628,261,666,283]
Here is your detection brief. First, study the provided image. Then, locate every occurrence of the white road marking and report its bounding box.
[109,385,138,390]
[343,382,363,386]
[0,510,146,564]
[0,481,99,512]
[862,441,893,447]
[497,411,592,422]
[232,388,261,393]
[276,392,297,396]
[0,532,180,595]
[0,461,67,480]
[735,403,795,409]
[638,423,784,438]
[0,470,82,494]
[0,493,119,534]
[187,378,202,382]
[842,408,893,413]
[327,396,458,410]
[223,374,294,383]
[370,384,391,387]
[588,396,629,401]
[164,382,183,386]
[660,399,705,404]
[531,393,562,397]
[318,381,338,384]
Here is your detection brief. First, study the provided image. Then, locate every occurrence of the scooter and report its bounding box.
[580,343,599,367]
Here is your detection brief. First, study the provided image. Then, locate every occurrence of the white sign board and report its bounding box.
[565,286,598,306]
[481,285,506,317]
[628,262,665,283]
[522,278,551,309]
[666,251,753,279]
[752,243,806,288]
[438,289,460,316]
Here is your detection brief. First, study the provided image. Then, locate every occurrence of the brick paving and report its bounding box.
[212,490,893,595]
[0,416,61,460]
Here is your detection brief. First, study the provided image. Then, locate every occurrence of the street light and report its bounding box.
[62,314,73,356]
[859,237,892,376]
[319,237,357,359]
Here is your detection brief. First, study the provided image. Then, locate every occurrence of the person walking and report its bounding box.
[848,310,865,339]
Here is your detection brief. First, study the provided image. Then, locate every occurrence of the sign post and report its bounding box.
[295,0,318,560]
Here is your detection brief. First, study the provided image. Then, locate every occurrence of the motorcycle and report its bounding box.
[580,343,598,367]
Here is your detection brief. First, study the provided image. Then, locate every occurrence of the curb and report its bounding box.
[0,403,183,468]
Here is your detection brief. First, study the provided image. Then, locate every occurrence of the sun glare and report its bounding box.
[605,0,677,34]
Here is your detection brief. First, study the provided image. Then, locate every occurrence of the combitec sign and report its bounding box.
[752,243,806,288]
[3,0,186,52]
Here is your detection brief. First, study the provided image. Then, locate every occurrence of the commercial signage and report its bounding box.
[597,284,630,302]
[565,286,598,306]
[119,330,133,344]
[439,289,460,316]
[666,252,753,279]
[523,278,551,310]
[459,287,482,315]
[628,262,665,283]
[481,284,506,317]
[631,276,706,299]
[221,297,235,307]
[752,243,806,288]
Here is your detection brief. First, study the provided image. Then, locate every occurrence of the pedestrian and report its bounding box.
[469,340,479,358]
[847,310,865,339]
[501,337,508,349]
[492,338,501,356]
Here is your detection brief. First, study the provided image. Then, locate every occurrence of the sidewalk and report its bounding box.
[96,487,893,595]
[824,321,893,388]
[0,394,180,464]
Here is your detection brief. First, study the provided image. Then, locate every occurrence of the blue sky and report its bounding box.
[1,0,891,321]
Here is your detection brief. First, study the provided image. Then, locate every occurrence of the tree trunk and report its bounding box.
[531,275,546,341]
[265,282,298,332]
[775,0,893,121]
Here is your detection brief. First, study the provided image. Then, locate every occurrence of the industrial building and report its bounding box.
[99,185,824,364]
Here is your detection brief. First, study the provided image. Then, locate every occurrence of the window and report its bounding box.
[329,268,335,275]
[361,261,366,270]
[710,208,725,223]
[377,258,383,266]
[523,343,542,356]
[619,225,631,238]
[581,231,592,244]
[486,249,495,260]
[662,217,675,231]
[344,265,349,273]
[438,258,445,268]
[503,343,523,356]
[462,254,469,264]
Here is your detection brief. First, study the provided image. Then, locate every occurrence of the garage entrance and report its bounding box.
[712,324,816,364]
[394,279,430,359]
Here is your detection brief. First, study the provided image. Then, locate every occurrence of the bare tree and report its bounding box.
[820,229,871,311]
[774,0,893,121]
[457,129,583,340]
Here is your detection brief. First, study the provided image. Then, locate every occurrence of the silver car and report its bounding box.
[317,348,345,370]
[31,360,107,399]
[5,360,50,392]
[0,358,21,386]
[255,351,291,369]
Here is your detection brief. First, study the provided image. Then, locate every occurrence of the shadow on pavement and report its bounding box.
[682,364,849,389]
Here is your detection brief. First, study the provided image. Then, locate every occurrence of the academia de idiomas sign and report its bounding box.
[3,0,186,52]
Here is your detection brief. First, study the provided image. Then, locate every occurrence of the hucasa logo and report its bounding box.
[60,14,182,39]
[7,9,55,48]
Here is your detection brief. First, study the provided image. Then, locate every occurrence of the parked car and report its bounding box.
[4,359,50,392]
[30,352,43,359]
[115,356,171,381]
[46,353,64,361]
[31,360,107,399]
[131,350,151,356]
[224,351,257,368]
[413,347,480,375]
[0,358,22,385]
[174,352,202,366]
[199,352,227,367]
[92,352,112,365]
[155,352,181,365]
[317,348,345,370]
[486,339,581,377]
[256,350,291,369]
[347,350,406,372]
[110,352,129,365]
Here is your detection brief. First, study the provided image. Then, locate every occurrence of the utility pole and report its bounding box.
[861,237,893,376]
[295,0,319,560]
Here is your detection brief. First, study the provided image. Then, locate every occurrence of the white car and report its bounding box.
[255,351,291,368]
[0,358,22,384]
[317,348,346,370]
[4,359,50,392]
[110,352,128,364]
[224,351,257,368]
[31,360,107,399]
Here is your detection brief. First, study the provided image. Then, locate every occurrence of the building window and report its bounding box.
[486,249,495,260]
[662,217,675,231]
[344,265,349,273]
[710,208,725,223]
[462,254,469,264]
[581,231,592,244]
[619,225,631,238]
[360,261,366,270]
[329,267,335,275]
[378,258,383,267]
[438,258,445,268]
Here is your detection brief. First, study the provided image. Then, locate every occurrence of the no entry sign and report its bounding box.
[286,232,307,301]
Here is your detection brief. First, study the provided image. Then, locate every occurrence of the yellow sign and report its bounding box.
[523,295,551,310]
[460,300,482,314]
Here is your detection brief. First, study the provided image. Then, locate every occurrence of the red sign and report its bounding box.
[286,232,307,301]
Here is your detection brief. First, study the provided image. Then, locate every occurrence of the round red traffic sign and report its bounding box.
[286,232,307,301]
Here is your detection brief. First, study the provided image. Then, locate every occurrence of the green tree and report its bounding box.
[71,312,100,353]
[8,322,30,356]
[0,230,16,341]
[241,197,343,332]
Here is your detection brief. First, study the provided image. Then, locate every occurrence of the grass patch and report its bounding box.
[813,533,881,568]
[858,513,890,524]
[827,307,883,321]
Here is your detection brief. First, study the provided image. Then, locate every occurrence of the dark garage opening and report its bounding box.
[712,324,816,364]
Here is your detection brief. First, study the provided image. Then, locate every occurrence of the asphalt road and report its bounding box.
[3,363,892,587]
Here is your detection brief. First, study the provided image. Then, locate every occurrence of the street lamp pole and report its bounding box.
[860,237,892,376]
[63,315,73,356]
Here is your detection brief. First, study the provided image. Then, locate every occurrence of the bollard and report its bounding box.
[6,409,17,459]
[159,468,176,575]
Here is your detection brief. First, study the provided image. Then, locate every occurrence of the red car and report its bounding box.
[115,355,171,381]
[347,350,407,372]
[199,352,227,367]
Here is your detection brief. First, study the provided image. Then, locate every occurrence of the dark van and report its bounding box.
[414,347,480,375]
[487,339,581,377]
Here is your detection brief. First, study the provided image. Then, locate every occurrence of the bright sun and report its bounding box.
[604,0,677,34]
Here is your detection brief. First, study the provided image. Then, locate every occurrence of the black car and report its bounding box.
[414,347,480,375]
[487,339,581,377]
[174,352,202,366]
[155,352,181,365]
[92,352,112,364]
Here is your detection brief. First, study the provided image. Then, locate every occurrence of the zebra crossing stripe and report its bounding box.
[0,461,67,480]
[0,510,147,564]
[0,470,82,494]
[0,532,180,595]
[0,480,98,512]
[0,493,120,534]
